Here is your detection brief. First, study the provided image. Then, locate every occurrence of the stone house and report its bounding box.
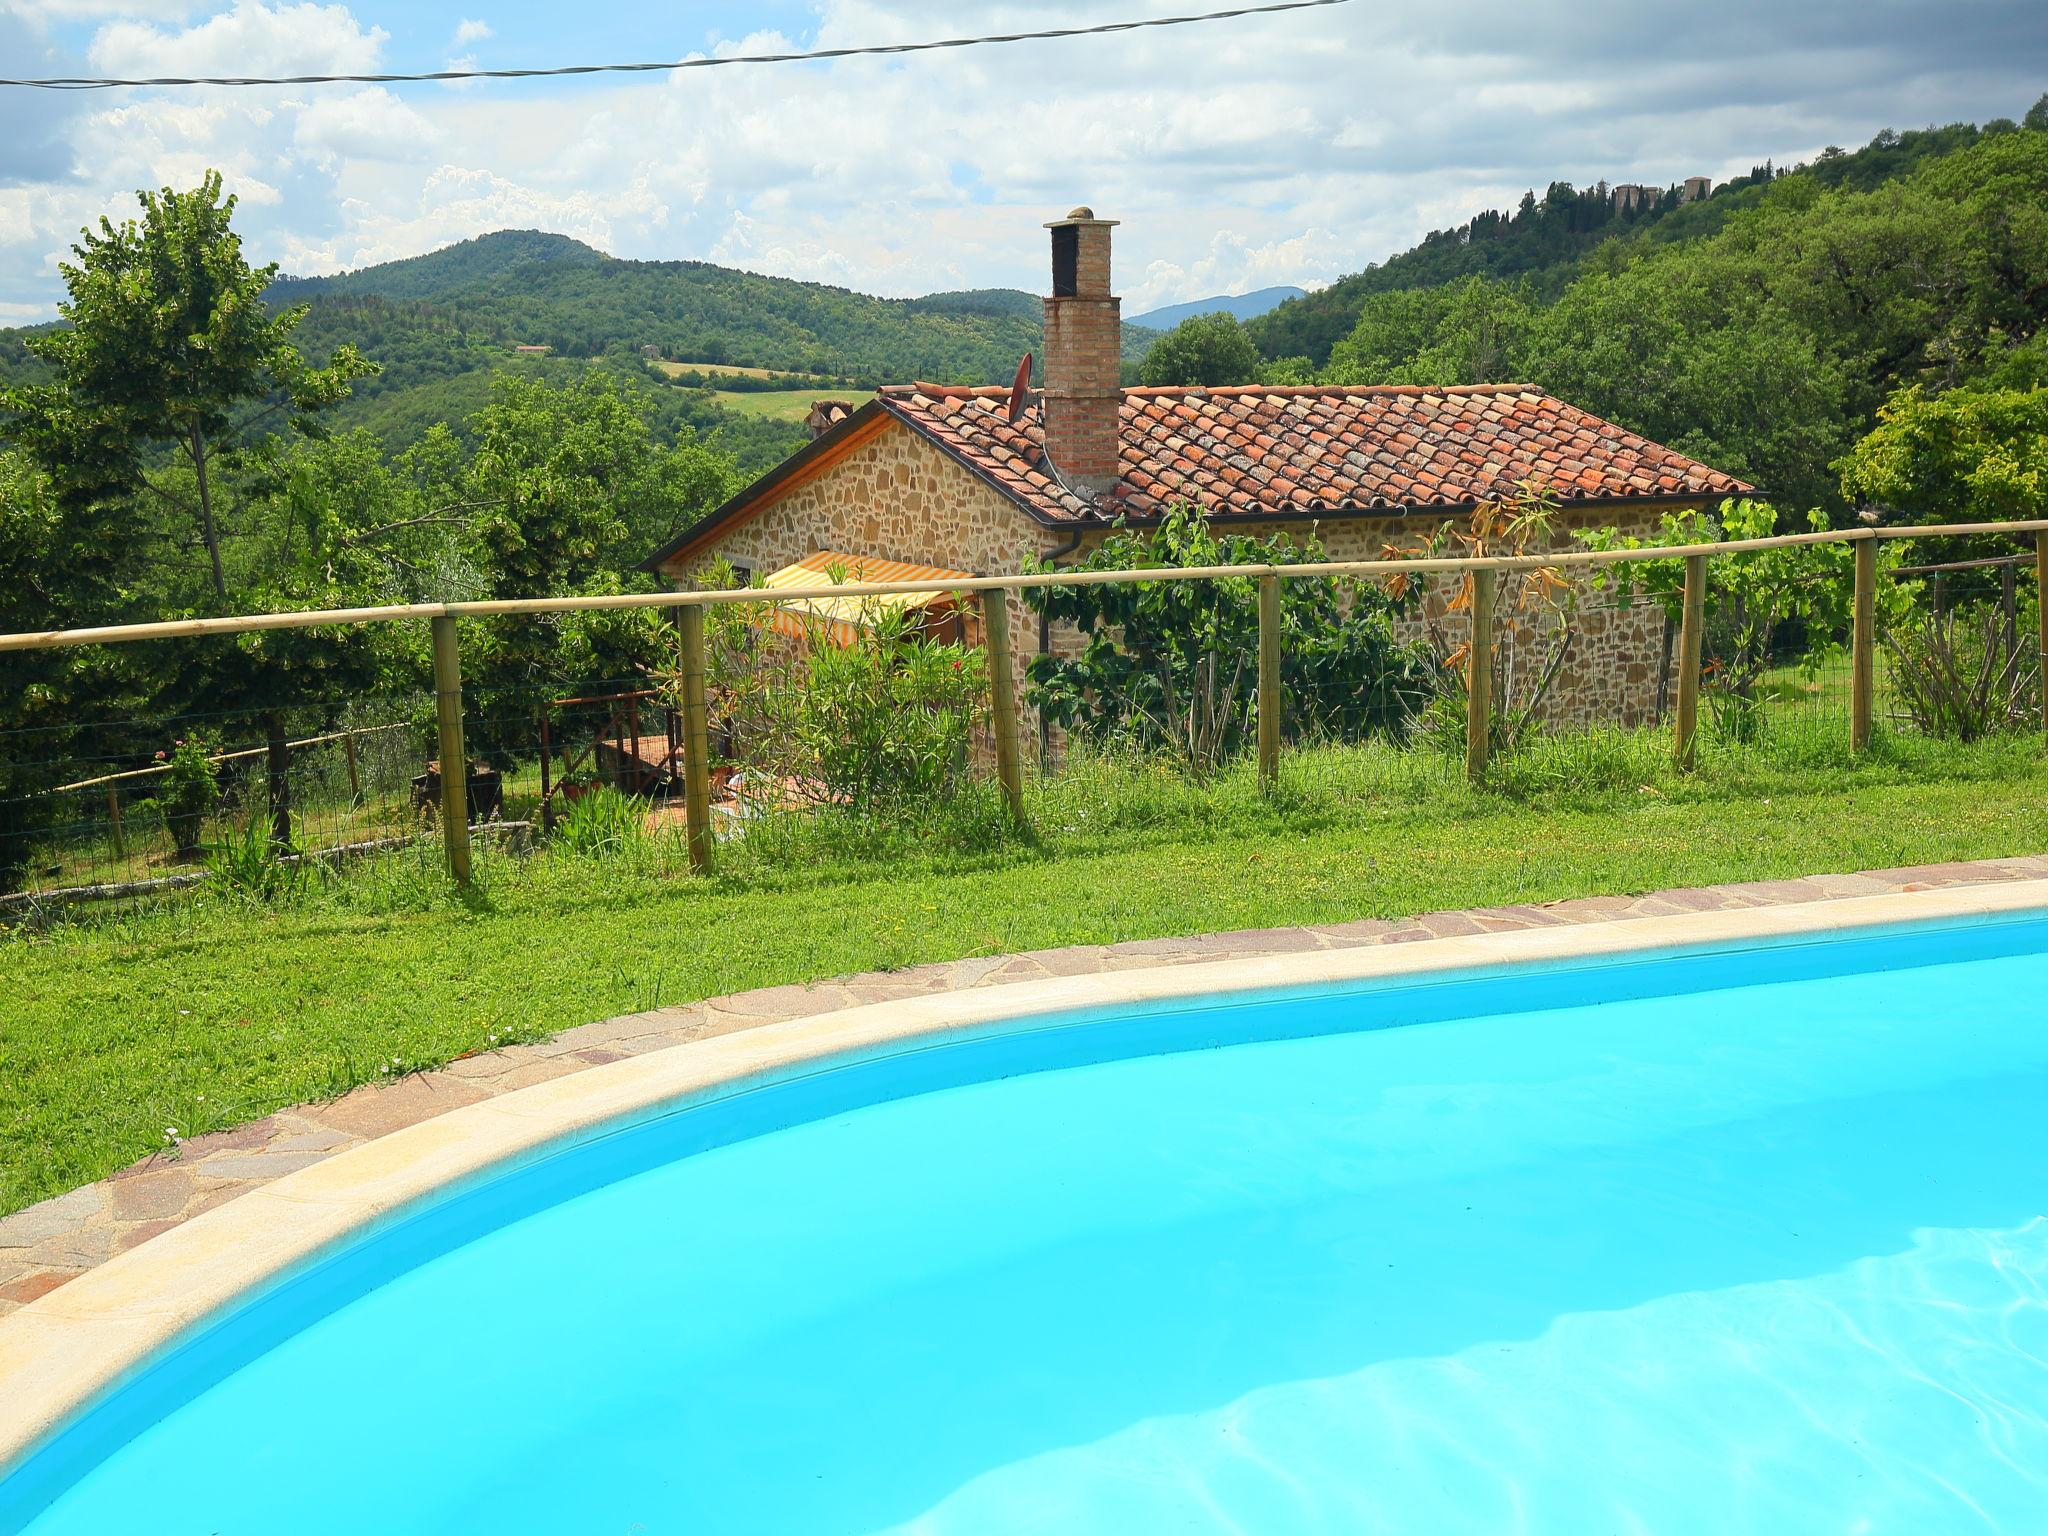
[643,209,1749,742]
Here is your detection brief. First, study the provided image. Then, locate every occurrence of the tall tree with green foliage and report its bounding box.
[1,176,394,848]
[1138,313,1266,388]
[3,172,374,602]
[1838,384,2048,523]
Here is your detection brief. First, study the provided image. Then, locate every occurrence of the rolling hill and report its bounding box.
[269,233,1157,386]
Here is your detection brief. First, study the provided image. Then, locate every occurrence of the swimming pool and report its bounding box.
[6,892,2048,1533]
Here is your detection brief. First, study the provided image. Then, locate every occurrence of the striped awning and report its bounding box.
[759,551,978,646]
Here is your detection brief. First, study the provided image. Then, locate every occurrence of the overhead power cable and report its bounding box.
[1,0,1349,90]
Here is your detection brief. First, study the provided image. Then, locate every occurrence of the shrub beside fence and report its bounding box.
[3,515,2046,904]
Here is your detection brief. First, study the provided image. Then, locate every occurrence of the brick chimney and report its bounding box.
[1041,207,1122,498]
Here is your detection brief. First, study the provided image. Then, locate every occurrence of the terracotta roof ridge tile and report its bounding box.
[1119,382,1536,399]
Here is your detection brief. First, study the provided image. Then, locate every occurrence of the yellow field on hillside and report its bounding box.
[709,389,875,423]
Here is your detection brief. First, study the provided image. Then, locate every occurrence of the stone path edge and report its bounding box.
[6,853,2048,1323]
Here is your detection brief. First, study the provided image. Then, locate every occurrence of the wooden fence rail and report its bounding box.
[8,518,2048,882]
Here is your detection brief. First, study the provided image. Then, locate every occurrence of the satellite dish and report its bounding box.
[1007,352,1033,422]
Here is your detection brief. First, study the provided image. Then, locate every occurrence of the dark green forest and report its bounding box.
[1247,116,2029,365]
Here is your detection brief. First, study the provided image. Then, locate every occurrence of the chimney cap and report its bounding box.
[1045,206,1119,229]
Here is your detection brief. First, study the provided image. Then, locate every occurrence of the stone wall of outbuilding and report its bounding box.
[660,419,1697,754]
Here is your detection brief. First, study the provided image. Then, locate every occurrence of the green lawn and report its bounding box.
[5,730,2047,1213]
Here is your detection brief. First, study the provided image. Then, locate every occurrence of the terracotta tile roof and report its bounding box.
[877,382,1750,524]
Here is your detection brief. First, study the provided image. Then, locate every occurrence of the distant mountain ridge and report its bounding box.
[1127,286,1307,331]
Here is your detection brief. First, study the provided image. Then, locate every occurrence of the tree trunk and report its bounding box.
[190,424,227,601]
[265,713,292,847]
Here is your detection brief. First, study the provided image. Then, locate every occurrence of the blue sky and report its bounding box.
[2,1,2044,323]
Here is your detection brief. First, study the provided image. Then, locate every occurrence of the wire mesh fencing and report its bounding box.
[4,522,2046,916]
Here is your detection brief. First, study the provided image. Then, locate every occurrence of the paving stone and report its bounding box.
[1801,873,1896,897]
[0,1270,70,1306]
[180,1152,336,1184]
[977,957,1053,984]
[113,1219,181,1254]
[1722,878,1832,904]
[172,1118,281,1161]
[706,983,853,1018]
[300,1073,490,1140]
[1381,926,1438,944]
[27,1224,115,1270]
[1306,917,1401,945]
[1012,946,1114,977]
[108,1168,199,1223]
[1107,935,1209,958]
[268,1128,358,1156]
[550,1009,698,1051]
[1416,911,1487,937]
[938,955,1013,988]
[1641,886,1744,913]
[1541,894,1641,919]
[485,1060,589,1092]
[0,1186,107,1248]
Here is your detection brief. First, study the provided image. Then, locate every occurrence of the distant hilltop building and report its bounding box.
[512,343,551,355]
[1611,176,1712,212]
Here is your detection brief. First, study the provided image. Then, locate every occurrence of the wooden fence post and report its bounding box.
[1257,575,1282,792]
[981,590,1026,822]
[1850,534,1876,754]
[1674,552,1706,771]
[2036,531,2048,747]
[430,613,473,883]
[678,604,714,875]
[1465,567,1495,785]
[106,787,124,859]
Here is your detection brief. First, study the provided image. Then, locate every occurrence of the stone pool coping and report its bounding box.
[5,864,2048,1480]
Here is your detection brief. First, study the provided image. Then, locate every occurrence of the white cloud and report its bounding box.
[89,0,387,79]
[293,86,438,164]
[1,0,2043,324]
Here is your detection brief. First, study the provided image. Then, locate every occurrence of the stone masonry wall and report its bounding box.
[1239,508,1681,729]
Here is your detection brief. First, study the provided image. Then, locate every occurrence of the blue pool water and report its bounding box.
[8,916,2048,1533]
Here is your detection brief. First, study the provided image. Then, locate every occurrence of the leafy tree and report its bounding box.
[1022,504,1432,775]
[1138,313,1265,388]
[456,369,740,758]
[3,173,374,601]
[1838,384,2048,524]
[0,451,130,890]
[1326,277,1538,386]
